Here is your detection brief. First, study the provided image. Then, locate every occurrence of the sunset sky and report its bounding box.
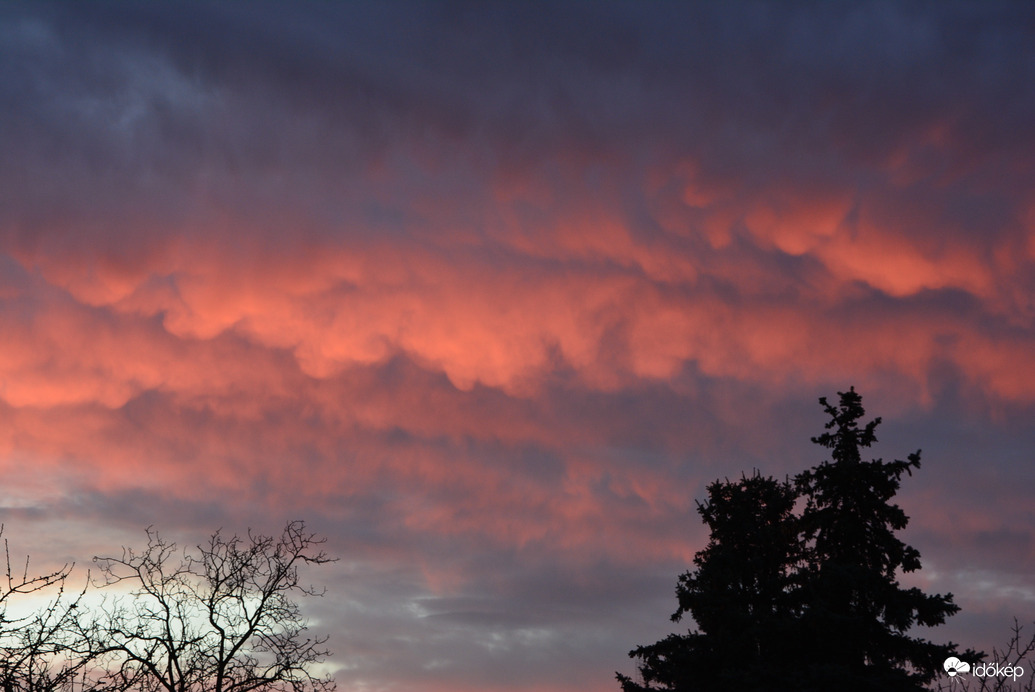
[2,2,1034,690]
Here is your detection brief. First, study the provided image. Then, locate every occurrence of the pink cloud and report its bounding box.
[1,5,1033,689]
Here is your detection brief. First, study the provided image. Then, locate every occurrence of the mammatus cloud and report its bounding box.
[1,2,1034,690]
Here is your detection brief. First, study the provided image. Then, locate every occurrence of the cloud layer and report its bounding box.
[2,3,1034,690]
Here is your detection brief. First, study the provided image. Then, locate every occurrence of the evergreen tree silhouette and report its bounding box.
[618,388,970,692]
[618,472,802,692]
[793,387,962,691]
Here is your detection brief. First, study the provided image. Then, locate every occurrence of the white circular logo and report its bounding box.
[944,657,971,677]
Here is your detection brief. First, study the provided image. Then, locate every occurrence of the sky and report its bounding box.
[1,1,1034,690]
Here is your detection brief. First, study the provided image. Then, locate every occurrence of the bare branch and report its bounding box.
[0,525,97,692]
[91,521,337,692]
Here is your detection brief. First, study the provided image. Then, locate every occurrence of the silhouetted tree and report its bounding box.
[0,525,93,692]
[90,521,336,692]
[793,388,963,691]
[619,388,969,692]
[618,473,803,692]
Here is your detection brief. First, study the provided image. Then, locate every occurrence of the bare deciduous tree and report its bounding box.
[91,521,336,692]
[0,525,92,692]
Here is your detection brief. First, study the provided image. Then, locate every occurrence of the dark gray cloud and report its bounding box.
[2,3,1034,691]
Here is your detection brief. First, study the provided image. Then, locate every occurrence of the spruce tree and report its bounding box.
[618,472,802,692]
[618,388,968,692]
[793,387,962,691]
